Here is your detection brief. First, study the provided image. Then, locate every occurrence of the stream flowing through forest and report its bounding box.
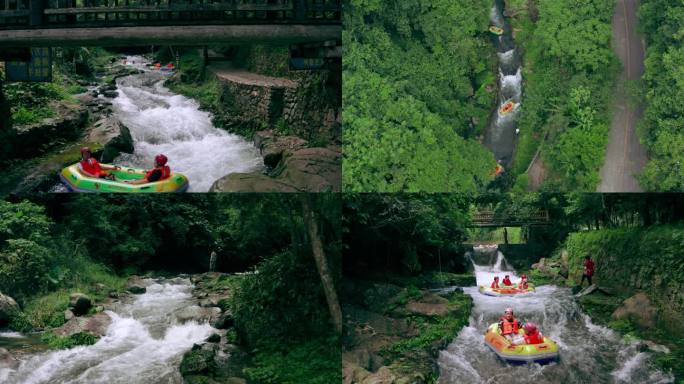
[0,278,215,384]
[484,0,522,166]
[437,248,673,384]
[113,56,263,192]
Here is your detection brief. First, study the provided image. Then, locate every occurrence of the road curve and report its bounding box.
[598,0,648,192]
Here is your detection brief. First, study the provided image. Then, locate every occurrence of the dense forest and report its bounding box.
[638,0,684,191]
[502,0,617,191]
[343,0,619,193]
[343,0,497,192]
[0,194,341,383]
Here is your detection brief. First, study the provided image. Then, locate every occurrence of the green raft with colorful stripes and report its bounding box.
[60,163,189,193]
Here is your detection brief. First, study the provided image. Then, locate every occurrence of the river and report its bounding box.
[0,278,215,384]
[484,0,522,167]
[110,56,263,192]
[437,247,673,384]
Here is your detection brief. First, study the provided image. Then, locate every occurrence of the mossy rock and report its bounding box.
[180,348,217,376]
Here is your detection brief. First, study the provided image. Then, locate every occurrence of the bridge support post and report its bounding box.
[29,0,44,26]
[294,0,306,21]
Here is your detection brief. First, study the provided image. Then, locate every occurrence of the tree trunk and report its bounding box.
[300,194,343,335]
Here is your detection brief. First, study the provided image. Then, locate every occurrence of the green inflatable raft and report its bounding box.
[60,163,189,193]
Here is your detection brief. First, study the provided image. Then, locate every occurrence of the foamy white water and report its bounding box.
[112,56,263,192]
[437,247,673,384]
[0,279,215,384]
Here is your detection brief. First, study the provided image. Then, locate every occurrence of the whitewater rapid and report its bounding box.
[437,248,673,384]
[0,278,214,384]
[485,1,522,166]
[112,56,263,192]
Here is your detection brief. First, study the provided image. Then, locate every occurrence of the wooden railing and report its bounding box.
[0,0,340,29]
[470,210,550,227]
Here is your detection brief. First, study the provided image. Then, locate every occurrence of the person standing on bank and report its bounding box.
[581,256,595,286]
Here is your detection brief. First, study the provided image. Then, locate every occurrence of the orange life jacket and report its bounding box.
[524,331,544,344]
[145,165,170,181]
[500,317,519,335]
[519,280,528,289]
[491,281,500,289]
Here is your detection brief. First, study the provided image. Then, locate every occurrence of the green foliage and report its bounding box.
[167,77,221,112]
[0,200,53,244]
[546,87,609,190]
[4,81,68,126]
[41,331,98,349]
[512,0,617,190]
[244,336,341,384]
[0,239,52,302]
[236,45,291,78]
[343,194,472,274]
[343,0,497,192]
[178,51,206,83]
[231,250,333,348]
[381,291,472,360]
[637,0,684,190]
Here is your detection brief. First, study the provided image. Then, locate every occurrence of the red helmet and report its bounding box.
[155,154,168,166]
[80,147,92,154]
[524,322,537,332]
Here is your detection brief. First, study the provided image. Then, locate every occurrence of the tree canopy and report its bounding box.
[343,0,497,192]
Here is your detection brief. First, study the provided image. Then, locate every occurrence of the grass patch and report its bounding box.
[11,105,56,126]
[8,253,125,333]
[41,331,98,349]
[380,291,472,361]
[244,336,341,384]
[167,77,221,112]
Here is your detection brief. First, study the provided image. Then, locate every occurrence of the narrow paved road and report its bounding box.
[598,0,648,192]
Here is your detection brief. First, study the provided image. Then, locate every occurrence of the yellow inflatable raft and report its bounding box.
[484,323,559,364]
[60,163,189,193]
[478,283,535,297]
[489,26,504,35]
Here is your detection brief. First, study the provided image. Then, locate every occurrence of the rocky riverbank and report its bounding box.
[168,61,342,192]
[527,232,684,381]
[342,273,474,384]
[0,63,139,194]
[0,272,251,382]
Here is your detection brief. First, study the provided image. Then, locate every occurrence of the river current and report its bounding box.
[0,278,214,384]
[437,248,673,384]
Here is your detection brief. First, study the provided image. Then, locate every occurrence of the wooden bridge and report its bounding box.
[469,210,550,227]
[0,0,340,46]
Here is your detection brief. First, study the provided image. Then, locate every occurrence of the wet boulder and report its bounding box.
[69,293,92,316]
[273,147,341,192]
[209,146,341,192]
[404,293,452,317]
[54,312,112,338]
[206,333,221,343]
[126,276,147,294]
[0,347,20,371]
[180,344,217,376]
[0,292,19,325]
[0,293,19,325]
[253,130,308,169]
[174,306,221,324]
[212,311,234,329]
[86,116,134,163]
[611,292,658,329]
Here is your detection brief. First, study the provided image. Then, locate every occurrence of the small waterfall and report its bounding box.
[0,278,216,384]
[437,247,673,384]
